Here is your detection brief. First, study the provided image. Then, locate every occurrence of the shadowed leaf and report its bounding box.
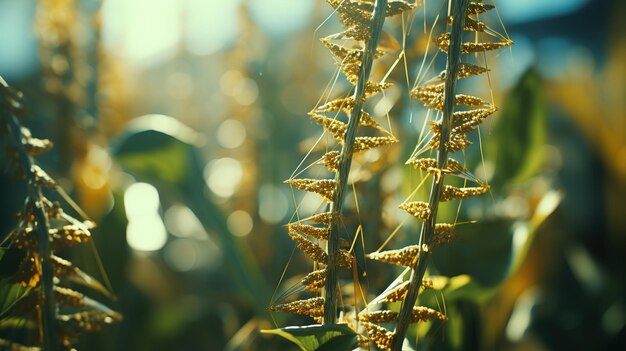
[261,324,357,351]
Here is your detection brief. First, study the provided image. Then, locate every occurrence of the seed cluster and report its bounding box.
[270,0,415,328]
[364,2,512,349]
[1,77,121,349]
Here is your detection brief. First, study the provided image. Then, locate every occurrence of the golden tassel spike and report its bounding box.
[431,232,455,247]
[343,25,372,41]
[58,310,123,336]
[14,253,41,288]
[326,0,372,27]
[363,81,392,97]
[363,322,394,350]
[447,16,500,37]
[440,185,489,202]
[284,178,336,201]
[359,110,386,131]
[452,106,497,127]
[463,17,500,37]
[368,245,419,267]
[309,112,347,142]
[434,33,513,54]
[353,136,398,152]
[411,89,487,111]
[321,38,363,64]
[382,281,409,303]
[457,62,489,78]
[311,108,383,133]
[321,37,386,63]
[321,151,340,172]
[300,211,338,225]
[13,227,38,251]
[328,0,416,24]
[24,137,53,156]
[54,286,85,309]
[339,60,361,82]
[435,223,454,235]
[399,201,432,220]
[338,249,353,269]
[288,230,328,264]
[466,2,495,15]
[429,131,472,152]
[341,64,392,94]
[301,269,327,290]
[407,158,468,178]
[412,306,448,322]
[287,223,330,241]
[407,157,438,170]
[31,165,57,188]
[361,306,446,323]
[430,106,497,135]
[407,157,445,181]
[381,279,433,303]
[385,0,417,17]
[455,94,488,108]
[361,310,398,323]
[413,83,444,95]
[50,224,92,251]
[422,278,434,290]
[268,297,325,317]
[415,63,488,91]
[316,97,356,113]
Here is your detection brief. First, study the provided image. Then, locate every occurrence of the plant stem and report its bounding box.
[390,0,468,348]
[323,0,388,324]
[1,80,58,350]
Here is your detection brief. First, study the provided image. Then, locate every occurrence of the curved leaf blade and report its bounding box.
[261,324,357,351]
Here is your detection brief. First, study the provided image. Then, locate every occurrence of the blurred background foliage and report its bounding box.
[0,0,624,350]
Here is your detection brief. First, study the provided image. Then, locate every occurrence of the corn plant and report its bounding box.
[0,76,121,351]
[362,1,513,349]
[266,0,418,347]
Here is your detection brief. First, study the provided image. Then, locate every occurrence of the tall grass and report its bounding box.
[361,1,513,349]
[1,76,121,350]
[269,0,415,327]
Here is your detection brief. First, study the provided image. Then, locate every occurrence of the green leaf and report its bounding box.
[315,334,359,351]
[0,337,40,350]
[0,278,31,317]
[431,191,562,301]
[261,324,358,351]
[432,220,514,288]
[490,68,547,188]
[0,317,36,331]
[112,114,271,315]
[114,131,190,185]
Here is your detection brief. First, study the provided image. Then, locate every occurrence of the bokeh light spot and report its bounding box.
[204,158,243,198]
[217,119,247,149]
[227,210,254,237]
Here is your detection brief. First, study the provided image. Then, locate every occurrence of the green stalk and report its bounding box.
[1,77,58,351]
[323,0,388,324]
[390,0,469,348]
